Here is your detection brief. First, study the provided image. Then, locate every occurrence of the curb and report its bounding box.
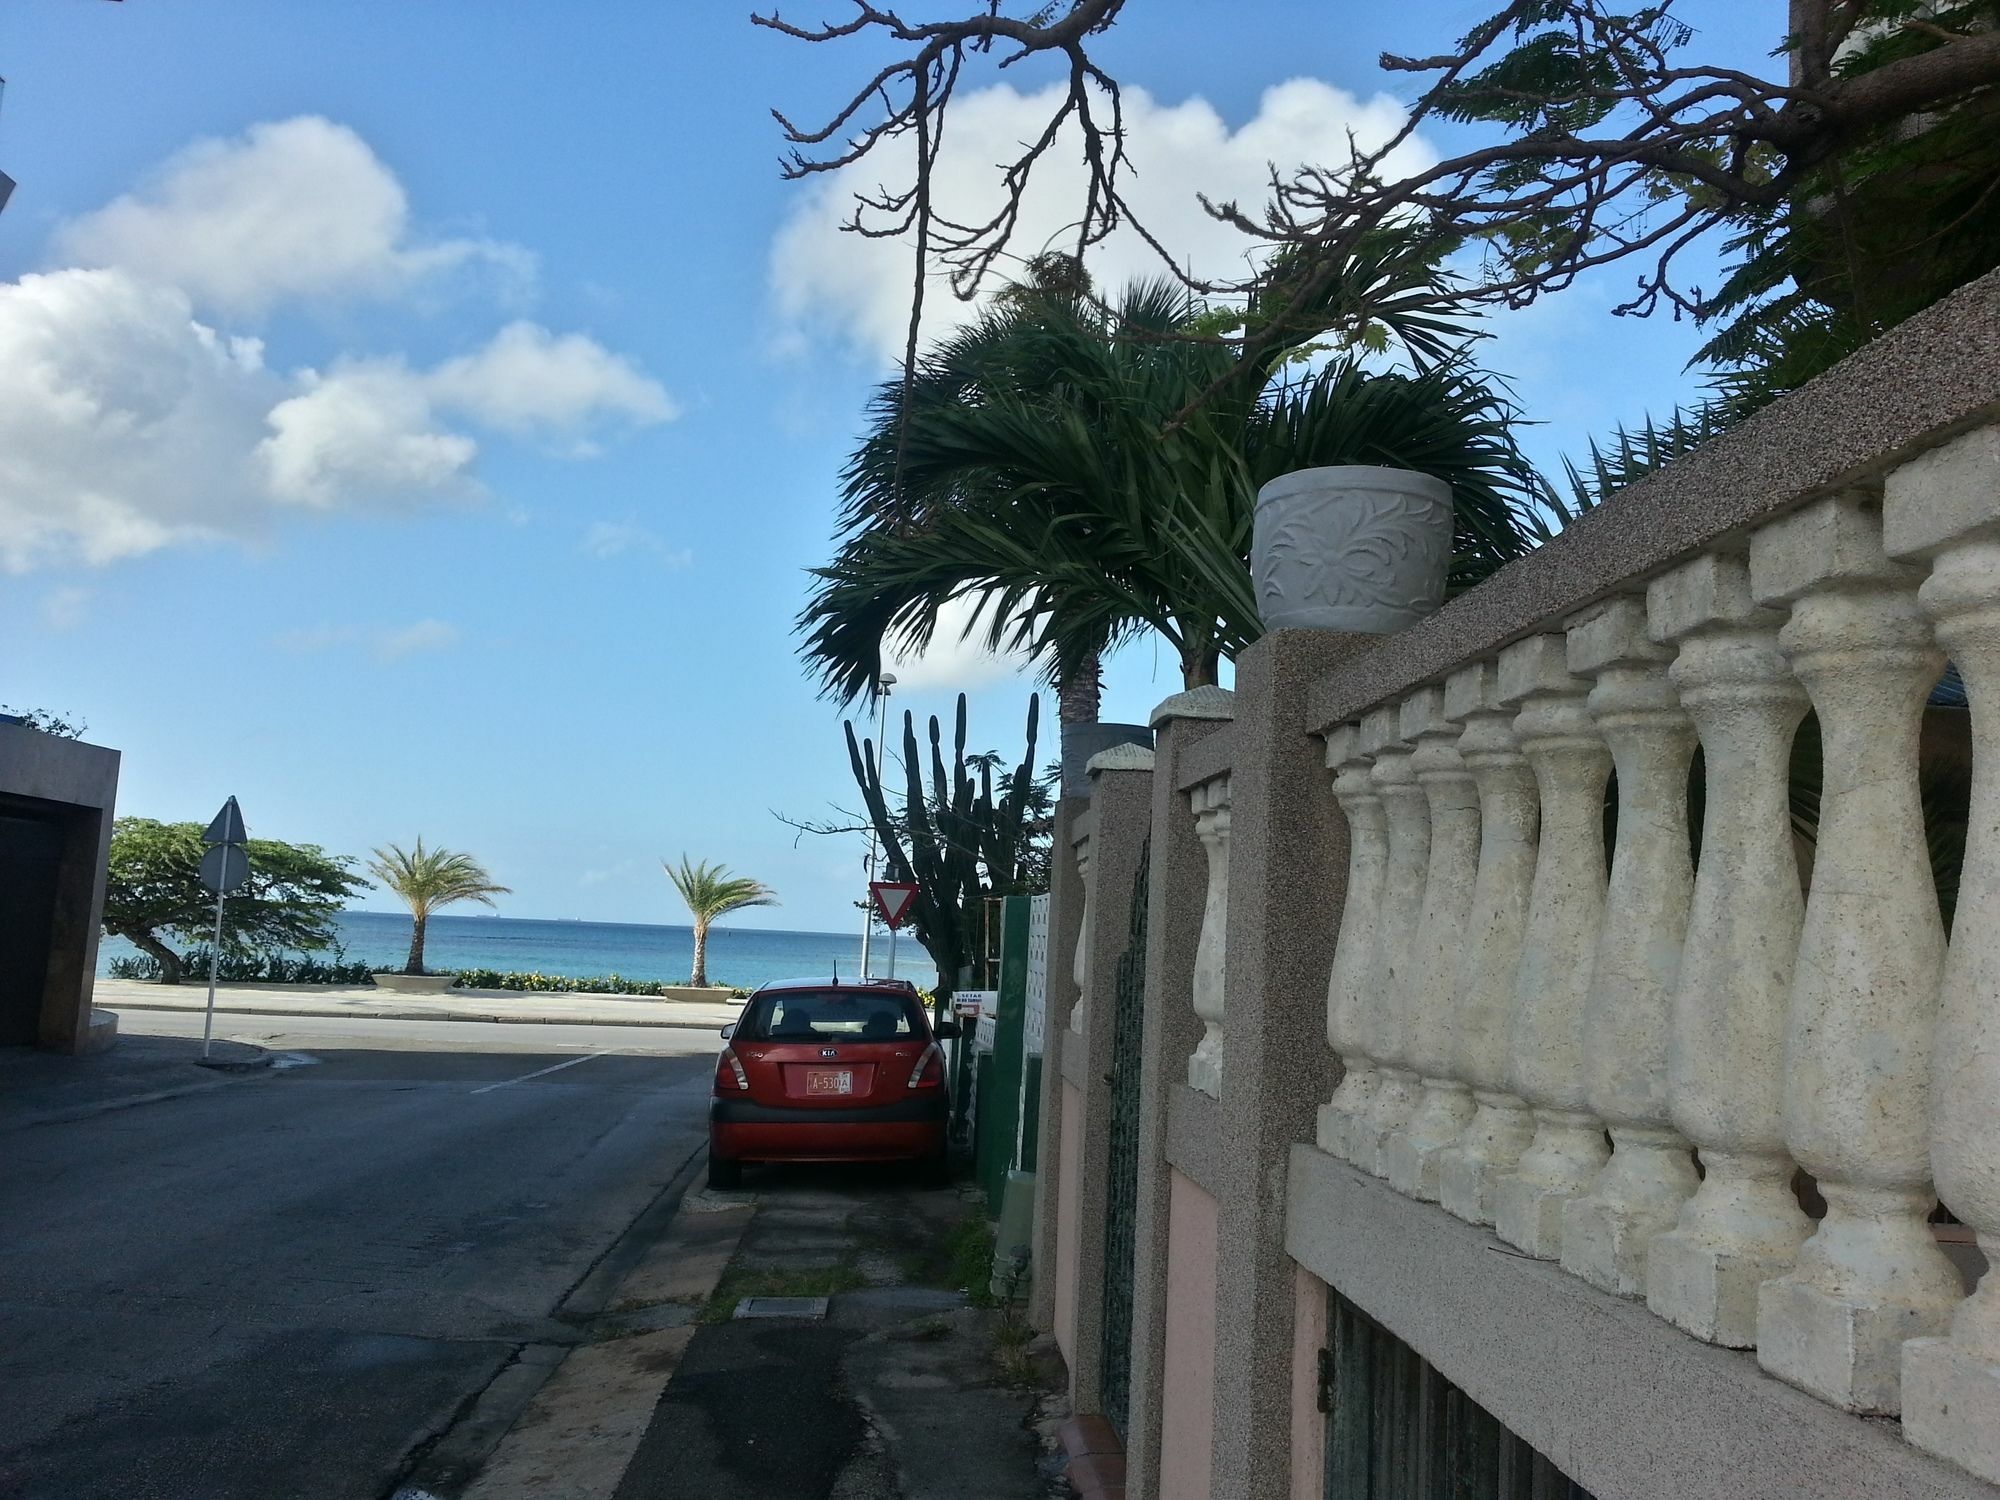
[111,1002,726,1032]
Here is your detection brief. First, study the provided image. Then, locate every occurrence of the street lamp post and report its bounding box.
[858,673,895,976]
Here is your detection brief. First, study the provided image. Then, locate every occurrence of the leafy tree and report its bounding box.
[663,857,778,987]
[801,270,1548,701]
[762,3,2000,401]
[367,839,511,975]
[103,818,365,985]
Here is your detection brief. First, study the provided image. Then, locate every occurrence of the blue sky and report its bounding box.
[0,2,1776,932]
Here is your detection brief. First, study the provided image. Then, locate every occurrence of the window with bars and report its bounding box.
[1321,1290,1598,1500]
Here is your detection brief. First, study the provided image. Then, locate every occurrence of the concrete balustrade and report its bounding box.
[1493,634,1612,1259]
[1384,687,1480,1201]
[1353,701,1427,1177]
[1885,424,2000,1482]
[1749,493,1961,1415]
[1644,552,1814,1348]
[1436,660,1540,1226]
[1318,725,1385,1161]
[1560,597,1700,1297]
[1187,773,1233,1098]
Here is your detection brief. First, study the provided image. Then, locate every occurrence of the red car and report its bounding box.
[707,976,959,1188]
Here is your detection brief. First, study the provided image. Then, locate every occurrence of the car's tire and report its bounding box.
[707,1153,743,1190]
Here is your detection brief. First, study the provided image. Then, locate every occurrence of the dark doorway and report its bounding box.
[0,811,66,1045]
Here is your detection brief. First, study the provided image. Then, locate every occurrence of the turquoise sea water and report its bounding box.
[98,910,921,991]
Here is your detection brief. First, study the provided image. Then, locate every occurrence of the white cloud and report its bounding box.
[0,123,676,572]
[0,268,276,571]
[883,594,1035,694]
[770,77,1434,362]
[275,618,461,662]
[53,116,530,318]
[579,519,693,568]
[432,322,677,436]
[260,360,477,507]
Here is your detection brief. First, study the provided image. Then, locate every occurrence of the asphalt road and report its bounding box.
[0,1015,716,1500]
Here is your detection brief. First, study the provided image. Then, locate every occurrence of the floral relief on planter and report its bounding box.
[1253,465,1453,634]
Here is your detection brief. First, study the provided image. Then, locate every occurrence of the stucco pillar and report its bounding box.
[1316,724,1385,1162]
[1560,597,1700,1297]
[1031,792,1090,1332]
[1750,491,1960,1415]
[1384,686,1480,1201]
[1885,426,2000,1481]
[1071,824,1096,1037]
[1186,773,1233,1097]
[1063,755,1157,1417]
[1493,633,1611,1260]
[1645,552,1813,1348]
[1437,660,1539,1225]
[1126,687,1233,1500]
[1353,700,1427,1177]
[1207,631,1363,1500]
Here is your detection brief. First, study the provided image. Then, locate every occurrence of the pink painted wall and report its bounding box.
[1290,1261,1329,1500]
[1160,1168,1219,1500]
[1054,1079,1082,1366]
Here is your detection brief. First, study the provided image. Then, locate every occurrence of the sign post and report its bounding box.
[198,797,251,1061]
[868,881,918,982]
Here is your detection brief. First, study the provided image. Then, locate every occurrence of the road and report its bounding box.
[0,1014,718,1500]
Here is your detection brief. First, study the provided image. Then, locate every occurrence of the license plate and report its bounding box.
[807,1069,854,1096]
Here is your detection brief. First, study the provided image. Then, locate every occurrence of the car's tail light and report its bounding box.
[907,1042,945,1089]
[715,1048,750,1093]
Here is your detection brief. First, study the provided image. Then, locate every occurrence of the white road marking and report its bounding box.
[268,1052,321,1070]
[469,1051,621,1095]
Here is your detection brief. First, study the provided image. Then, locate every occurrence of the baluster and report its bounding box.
[1884,426,2000,1480]
[1645,552,1813,1347]
[1319,725,1386,1160]
[1070,831,1094,1034]
[1561,598,1700,1296]
[1750,491,1959,1415]
[1386,687,1480,1201]
[1187,774,1233,1097]
[1354,702,1427,1176]
[1493,635,1611,1258]
[1438,661,1540,1226]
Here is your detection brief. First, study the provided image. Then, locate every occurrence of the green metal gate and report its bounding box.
[1322,1289,1599,1499]
[1098,837,1150,1439]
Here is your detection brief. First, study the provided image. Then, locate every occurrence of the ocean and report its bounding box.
[98,910,924,991]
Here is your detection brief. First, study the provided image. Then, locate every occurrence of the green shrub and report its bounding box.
[108,946,375,985]
[452,968,750,999]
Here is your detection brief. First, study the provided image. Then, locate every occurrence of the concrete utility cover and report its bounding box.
[733,1296,830,1320]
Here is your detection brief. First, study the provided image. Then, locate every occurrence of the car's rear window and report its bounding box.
[739,990,922,1042]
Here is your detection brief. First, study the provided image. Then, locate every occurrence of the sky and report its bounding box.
[0,1,1779,932]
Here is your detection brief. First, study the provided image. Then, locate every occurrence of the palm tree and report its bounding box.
[367,839,510,975]
[800,260,1549,704]
[663,857,777,988]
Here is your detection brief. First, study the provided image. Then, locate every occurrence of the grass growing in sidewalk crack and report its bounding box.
[700,1264,867,1322]
[943,1213,998,1307]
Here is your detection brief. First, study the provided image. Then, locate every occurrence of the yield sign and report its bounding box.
[869,881,919,931]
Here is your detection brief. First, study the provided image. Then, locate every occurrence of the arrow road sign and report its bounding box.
[203,796,247,846]
[868,881,919,931]
[199,843,251,895]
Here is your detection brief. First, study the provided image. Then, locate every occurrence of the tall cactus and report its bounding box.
[844,692,1040,1006]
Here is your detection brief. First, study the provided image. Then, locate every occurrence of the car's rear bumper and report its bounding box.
[710,1092,947,1163]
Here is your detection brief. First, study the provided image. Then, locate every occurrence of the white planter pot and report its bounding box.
[1252,465,1453,633]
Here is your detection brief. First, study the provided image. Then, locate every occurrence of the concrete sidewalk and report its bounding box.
[450,1165,1068,1500]
[93,978,743,1032]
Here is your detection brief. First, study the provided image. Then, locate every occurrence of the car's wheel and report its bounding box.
[707,1153,743,1190]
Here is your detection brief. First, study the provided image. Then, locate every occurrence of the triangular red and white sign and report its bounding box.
[868,881,919,930]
